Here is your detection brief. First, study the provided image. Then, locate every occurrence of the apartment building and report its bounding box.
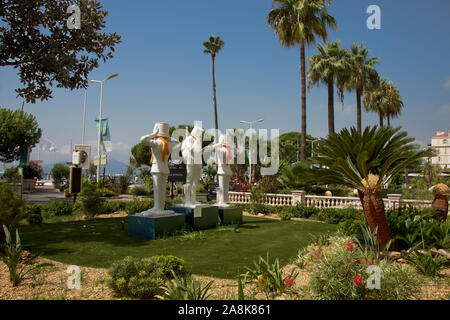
[429,130,450,170]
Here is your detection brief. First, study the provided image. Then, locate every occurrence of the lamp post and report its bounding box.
[90,73,118,182]
[82,87,88,145]
[307,139,318,167]
[239,119,264,183]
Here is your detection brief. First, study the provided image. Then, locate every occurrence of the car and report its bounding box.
[207,183,219,201]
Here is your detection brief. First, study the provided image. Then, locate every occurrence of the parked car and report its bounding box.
[207,183,219,201]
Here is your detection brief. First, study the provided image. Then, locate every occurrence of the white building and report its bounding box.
[430,130,450,170]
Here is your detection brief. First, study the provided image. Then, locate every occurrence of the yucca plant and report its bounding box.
[405,250,447,277]
[157,271,214,300]
[299,126,432,250]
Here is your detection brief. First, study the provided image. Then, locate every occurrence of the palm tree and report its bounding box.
[268,0,336,161]
[364,78,403,127]
[308,40,348,135]
[301,126,432,250]
[343,43,379,133]
[203,35,225,142]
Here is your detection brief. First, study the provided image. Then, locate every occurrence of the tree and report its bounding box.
[203,35,225,143]
[343,43,379,133]
[301,126,432,250]
[0,0,121,103]
[0,108,42,163]
[308,40,348,135]
[50,163,69,181]
[130,143,151,168]
[268,0,336,161]
[364,77,403,127]
[0,182,24,244]
[279,131,316,164]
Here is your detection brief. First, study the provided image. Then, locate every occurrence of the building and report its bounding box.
[429,130,450,171]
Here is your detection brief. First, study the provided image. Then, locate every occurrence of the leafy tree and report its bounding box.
[0,108,42,163]
[130,143,151,167]
[203,35,225,142]
[279,131,316,164]
[268,0,336,161]
[0,0,121,103]
[342,43,379,133]
[300,126,432,249]
[308,40,348,135]
[50,163,69,181]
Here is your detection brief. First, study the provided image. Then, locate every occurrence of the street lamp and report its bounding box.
[240,119,264,183]
[307,139,318,167]
[90,73,119,182]
[82,87,88,145]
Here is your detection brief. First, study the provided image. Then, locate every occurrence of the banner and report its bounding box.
[95,118,112,152]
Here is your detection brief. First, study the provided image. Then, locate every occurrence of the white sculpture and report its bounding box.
[140,122,180,216]
[209,134,234,207]
[181,126,204,207]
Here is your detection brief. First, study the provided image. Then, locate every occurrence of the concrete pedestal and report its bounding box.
[169,205,219,230]
[216,206,243,225]
[128,213,185,240]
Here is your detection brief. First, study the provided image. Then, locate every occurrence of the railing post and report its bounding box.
[387,194,402,210]
[291,190,305,206]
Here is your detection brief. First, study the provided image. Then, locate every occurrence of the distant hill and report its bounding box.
[42,159,128,175]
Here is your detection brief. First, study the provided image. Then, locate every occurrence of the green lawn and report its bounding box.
[19,216,336,279]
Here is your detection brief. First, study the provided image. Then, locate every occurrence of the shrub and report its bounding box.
[130,186,152,196]
[24,205,43,225]
[0,182,24,243]
[314,208,363,224]
[106,256,165,299]
[125,199,153,215]
[98,188,116,197]
[100,201,128,215]
[404,250,447,277]
[337,219,365,239]
[44,200,73,216]
[79,184,104,219]
[286,204,319,219]
[307,236,420,300]
[249,184,267,215]
[157,271,214,300]
[49,163,69,181]
[152,255,189,279]
[20,161,43,179]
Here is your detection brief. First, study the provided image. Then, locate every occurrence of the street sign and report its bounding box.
[94,154,107,166]
[168,167,186,183]
[74,145,91,169]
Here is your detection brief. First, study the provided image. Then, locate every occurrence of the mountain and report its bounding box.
[41,159,128,175]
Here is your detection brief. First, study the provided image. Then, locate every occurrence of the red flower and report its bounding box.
[346,241,355,252]
[313,249,321,259]
[353,275,364,287]
[284,277,294,287]
[359,258,366,264]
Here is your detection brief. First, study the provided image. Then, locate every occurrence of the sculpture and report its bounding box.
[140,122,180,216]
[181,126,204,207]
[209,134,234,207]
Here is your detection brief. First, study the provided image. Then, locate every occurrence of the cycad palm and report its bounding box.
[203,35,225,142]
[301,126,431,249]
[308,40,348,135]
[344,43,379,133]
[268,0,336,160]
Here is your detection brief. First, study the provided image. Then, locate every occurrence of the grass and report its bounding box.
[19,216,336,279]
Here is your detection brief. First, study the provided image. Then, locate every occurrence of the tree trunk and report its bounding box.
[359,190,400,251]
[356,87,362,133]
[328,75,335,135]
[300,42,307,161]
[212,54,219,143]
[432,194,448,221]
[387,115,391,127]
[378,112,384,127]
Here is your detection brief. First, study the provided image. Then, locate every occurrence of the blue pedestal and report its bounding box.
[128,213,185,240]
[169,205,219,230]
[216,206,243,225]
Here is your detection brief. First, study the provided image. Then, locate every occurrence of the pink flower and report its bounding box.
[353,275,364,287]
[284,277,294,287]
[347,241,355,252]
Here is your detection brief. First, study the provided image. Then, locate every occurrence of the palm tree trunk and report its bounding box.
[212,54,219,143]
[328,75,335,135]
[378,112,384,127]
[356,87,362,133]
[300,41,307,161]
[387,115,391,127]
[358,190,399,251]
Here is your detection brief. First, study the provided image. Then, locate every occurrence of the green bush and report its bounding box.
[0,182,24,242]
[43,200,73,216]
[106,256,165,299]
[24,205,43,225]
[405,250,447,277]
[337,219,365,239]
[49,163,69,181]
[130,186,152,196]
[157,272,214,300]
[152,255,189,279]
[125,199,153,215]
[79,184,104,219]
[313,208,363,224]
[286,204,319,219]
[100,201,128,215]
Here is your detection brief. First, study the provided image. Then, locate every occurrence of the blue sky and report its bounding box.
[1,0,450,165]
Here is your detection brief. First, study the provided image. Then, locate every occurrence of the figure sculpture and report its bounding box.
[181,126,204,207]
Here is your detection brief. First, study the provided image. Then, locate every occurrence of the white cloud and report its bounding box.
[439,104,450,114]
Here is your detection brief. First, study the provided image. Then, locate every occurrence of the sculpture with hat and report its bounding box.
[140,122,181,216]
[181,126,205,207]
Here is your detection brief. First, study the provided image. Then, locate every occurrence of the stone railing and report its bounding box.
[228,191,449,213]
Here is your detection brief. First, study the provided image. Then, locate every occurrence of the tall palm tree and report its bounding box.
[300,126,432,250]
[203,35,225,142]
[268,0,336,161]
[344,43,379,133]
[308,40,348,135]
[364,78,403,127]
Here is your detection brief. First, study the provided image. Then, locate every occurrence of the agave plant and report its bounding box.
[157,271,214,300]
[301,126,432,250]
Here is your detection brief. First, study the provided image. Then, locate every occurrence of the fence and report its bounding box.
[228,190,449,213]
